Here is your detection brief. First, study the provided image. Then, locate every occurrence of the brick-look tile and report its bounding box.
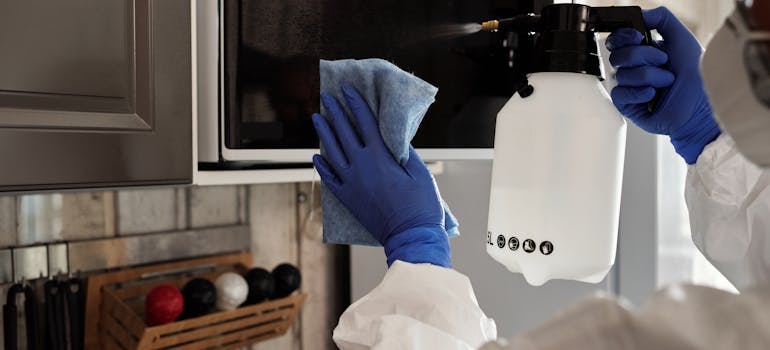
[17,194,62,244]
[0,196,17,247]
[60,192,112,241]
[237,185,248,224]
[176,188,188,229]
[189,186,239,228]
[17,192,111,244]
[249,183,299,350]
[248,184,298,268]
[298,183,344,350]
[117,188,183,235]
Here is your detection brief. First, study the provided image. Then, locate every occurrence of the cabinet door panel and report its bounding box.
[0,1,128,98]
[0,0,191,191]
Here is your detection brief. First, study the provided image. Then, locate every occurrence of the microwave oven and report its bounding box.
[196,0,553,167]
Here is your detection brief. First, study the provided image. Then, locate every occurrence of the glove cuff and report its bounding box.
[670,103,721,165]
[384,225,451,268]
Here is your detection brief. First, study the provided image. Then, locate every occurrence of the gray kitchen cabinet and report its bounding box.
[0,0,192,191]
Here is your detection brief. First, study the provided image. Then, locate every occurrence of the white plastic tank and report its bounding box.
[487,72,626,286]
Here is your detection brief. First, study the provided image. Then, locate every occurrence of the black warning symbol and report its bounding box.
[540,241,554,255]
[497,235,506,249]
[508,237,519,251]
[523,239,536,253]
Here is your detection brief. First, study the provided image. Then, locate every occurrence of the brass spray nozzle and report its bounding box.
[481,15,541,33]
[481,20,499,32]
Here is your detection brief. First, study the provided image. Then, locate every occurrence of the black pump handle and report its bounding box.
[589,6,653,45]
[590,6,661,112]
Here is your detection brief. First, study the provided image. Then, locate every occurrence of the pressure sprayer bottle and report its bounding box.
[482,4,655,286]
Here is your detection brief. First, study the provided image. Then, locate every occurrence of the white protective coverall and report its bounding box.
[333,134,770,350]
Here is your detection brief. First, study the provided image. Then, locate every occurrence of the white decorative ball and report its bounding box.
[214,272,249,311]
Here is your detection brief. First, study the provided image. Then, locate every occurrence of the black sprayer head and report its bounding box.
[482,4,653,79]
[532,4,603,77]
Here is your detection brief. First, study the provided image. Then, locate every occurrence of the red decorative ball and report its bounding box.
[145,285,184,326]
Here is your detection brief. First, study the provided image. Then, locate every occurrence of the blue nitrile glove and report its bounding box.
[607,7,721,164]
[311,85,451,268]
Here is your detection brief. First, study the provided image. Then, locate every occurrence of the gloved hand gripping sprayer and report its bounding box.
[480,4,657,286]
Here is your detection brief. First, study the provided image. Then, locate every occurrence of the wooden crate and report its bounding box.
[85,252,307,349]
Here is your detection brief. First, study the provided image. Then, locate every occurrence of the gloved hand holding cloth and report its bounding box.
[312,65,451,268]
[607,7,721,164]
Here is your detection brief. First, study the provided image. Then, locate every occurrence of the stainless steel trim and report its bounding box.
[196,0,221,163]
[14,245,48,281]
[68,225,250,272]
[219,0,227,161]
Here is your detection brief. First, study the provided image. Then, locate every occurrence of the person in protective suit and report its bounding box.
[310,3,770,349]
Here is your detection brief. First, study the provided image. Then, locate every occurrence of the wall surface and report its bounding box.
[0,183,347,350]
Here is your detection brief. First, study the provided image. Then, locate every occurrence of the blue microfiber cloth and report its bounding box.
[319,58,460,246]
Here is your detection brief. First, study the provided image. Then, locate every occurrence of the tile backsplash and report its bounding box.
[0,183,347,350]
[117,188,185,235]
[17,191,115,244]
[0,197,16,247]
[3,186,243,248]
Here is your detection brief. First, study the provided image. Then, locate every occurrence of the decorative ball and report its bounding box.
[145,285,184,326]
[243,268,275,305]
[179,278,217,319]
[271,264,301,299]
[214,272,249,311]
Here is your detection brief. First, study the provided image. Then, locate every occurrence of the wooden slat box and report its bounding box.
[85,252,307,349]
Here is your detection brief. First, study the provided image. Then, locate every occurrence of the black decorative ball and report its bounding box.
[271,264,301,299]
[243,268,275,305]
[179,278,217,319]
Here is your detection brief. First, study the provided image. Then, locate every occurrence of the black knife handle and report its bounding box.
[45,280,66,350]
[3,304,18,350]
[23,285,39,350]
[66,278,86,350]
[4,284,27,350]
